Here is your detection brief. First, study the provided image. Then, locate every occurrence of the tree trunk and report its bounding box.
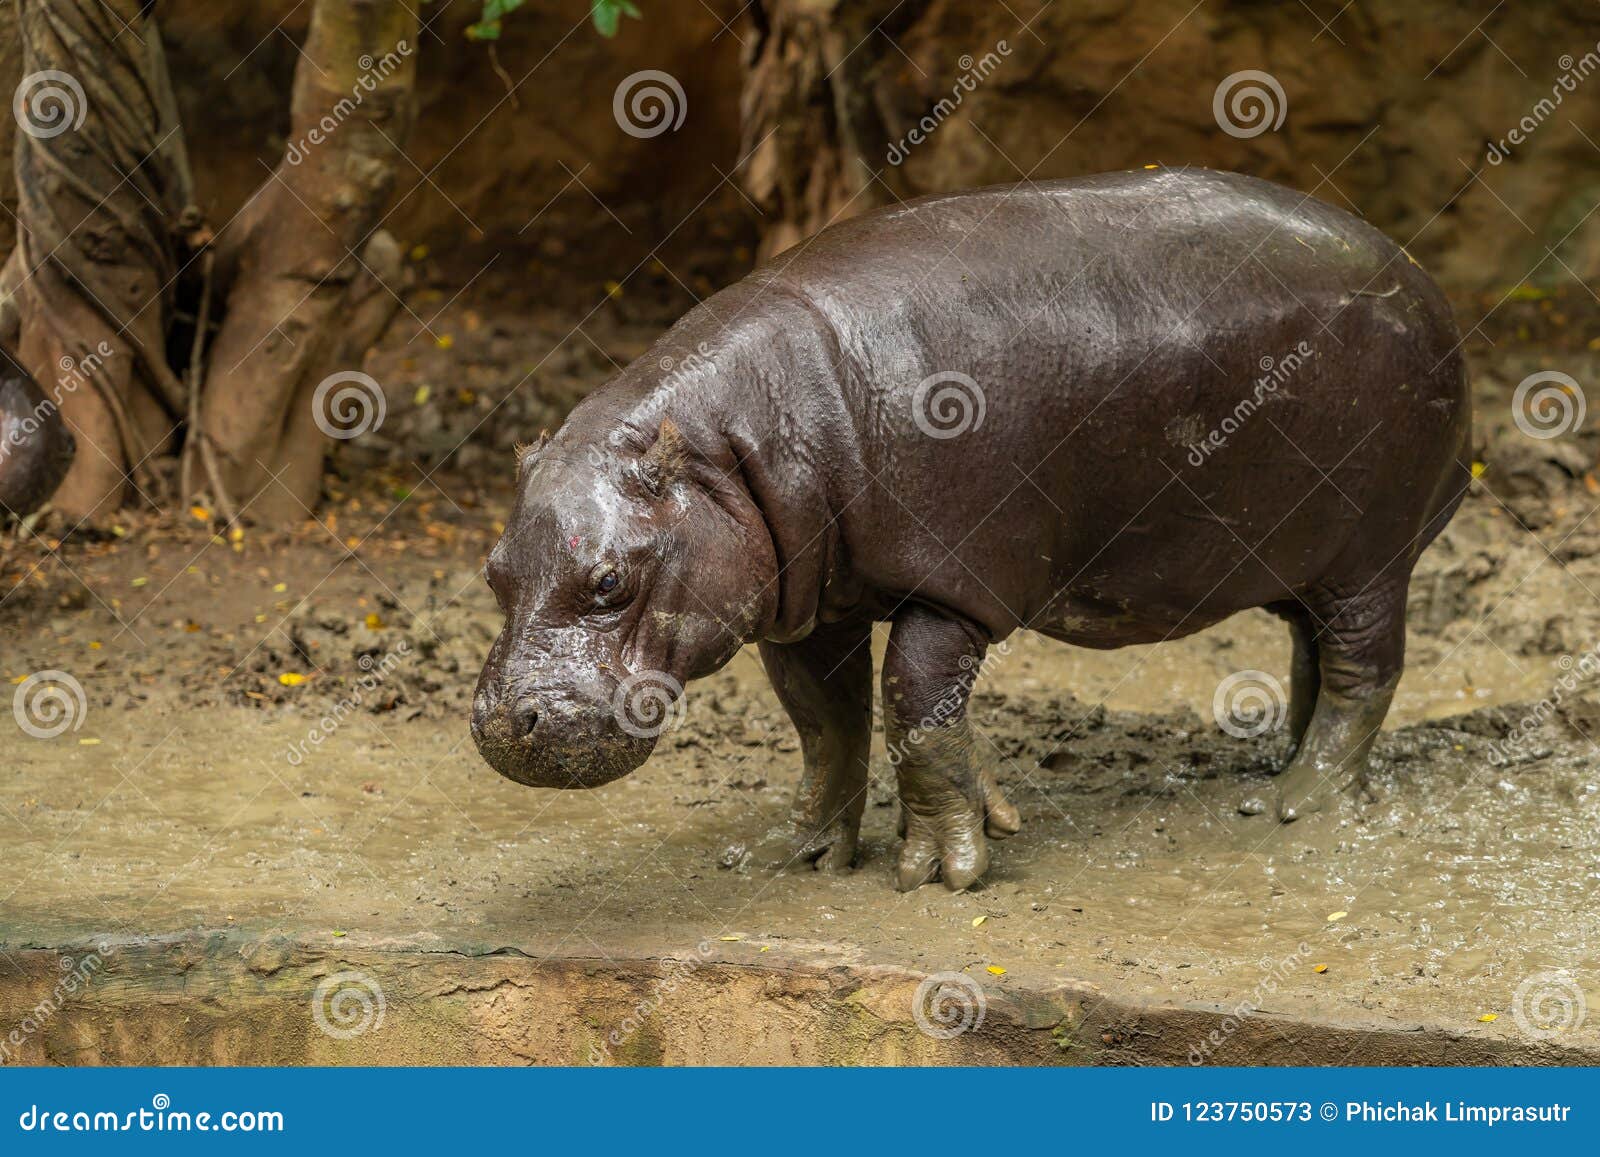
[197,0,416,525]
[739,0,901,259]
[8,0,196,520]
[3,0,417,527]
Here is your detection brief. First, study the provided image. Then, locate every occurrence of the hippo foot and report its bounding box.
[1273,762,1348,822]
[895,769,1020,892]
[720,816,859,874]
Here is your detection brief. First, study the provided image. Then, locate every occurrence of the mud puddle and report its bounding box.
[4,313,1600,1057]
[5,618,1598,1057]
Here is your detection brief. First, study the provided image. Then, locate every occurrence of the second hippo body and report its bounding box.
[473,168,1471,891]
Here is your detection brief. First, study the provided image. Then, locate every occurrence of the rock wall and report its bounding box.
[2,1,1598,295]
[0,1,753,280]
[740,0,1600,295]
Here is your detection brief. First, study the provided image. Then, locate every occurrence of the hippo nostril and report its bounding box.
[511,698,540,741]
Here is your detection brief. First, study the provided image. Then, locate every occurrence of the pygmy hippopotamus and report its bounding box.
[0,348,75,521]
[471,168,1471,892]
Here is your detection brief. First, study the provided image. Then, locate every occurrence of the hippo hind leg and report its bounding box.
[1267,600,1321,756]
[883,606,1021,892]
[723,618,873,873]
[1270,579,1407,821]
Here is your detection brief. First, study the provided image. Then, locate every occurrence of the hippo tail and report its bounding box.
[0,349,76,521]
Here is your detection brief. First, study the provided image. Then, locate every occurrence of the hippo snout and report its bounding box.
[470,679,656,789]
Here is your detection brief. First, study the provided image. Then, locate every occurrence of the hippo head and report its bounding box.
[471,418,774,788]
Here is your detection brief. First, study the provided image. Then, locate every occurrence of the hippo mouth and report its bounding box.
[469,692,659,789]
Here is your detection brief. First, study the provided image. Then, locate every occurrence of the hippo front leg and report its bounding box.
[735,618,873,872]
[883,606,1020,891]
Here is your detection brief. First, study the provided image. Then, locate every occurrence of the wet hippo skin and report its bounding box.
[0,349,75,522]
[471,168,1472,892]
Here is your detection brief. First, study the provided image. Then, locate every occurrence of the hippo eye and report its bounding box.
[586,564,628,611]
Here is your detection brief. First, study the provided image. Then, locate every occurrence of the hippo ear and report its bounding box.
[637,418,689,496]
[514,431,549,473]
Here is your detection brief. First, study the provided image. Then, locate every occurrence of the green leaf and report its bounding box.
[592,0,641,37]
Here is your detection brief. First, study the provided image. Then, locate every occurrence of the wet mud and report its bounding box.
[3,290,1599,1062]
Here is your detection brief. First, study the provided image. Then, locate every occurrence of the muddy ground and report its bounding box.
[3,261,1600,1063]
